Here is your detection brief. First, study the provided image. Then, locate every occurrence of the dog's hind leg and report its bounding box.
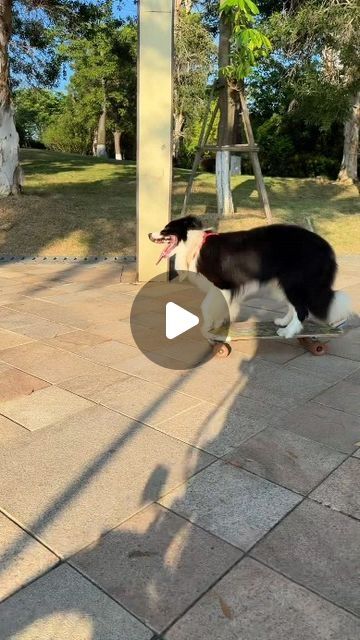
[274,304,295,327]
[276,286,308,338]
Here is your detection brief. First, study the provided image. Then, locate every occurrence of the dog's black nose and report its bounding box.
[148,233,152,239]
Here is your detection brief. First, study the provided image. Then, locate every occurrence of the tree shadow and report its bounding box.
[0,277,282,638]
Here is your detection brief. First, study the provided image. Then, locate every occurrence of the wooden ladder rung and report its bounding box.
[202,144,259,153]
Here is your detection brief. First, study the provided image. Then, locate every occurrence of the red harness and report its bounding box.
[200,230,218,248]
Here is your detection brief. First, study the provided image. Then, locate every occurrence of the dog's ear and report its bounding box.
[186,215,203,230]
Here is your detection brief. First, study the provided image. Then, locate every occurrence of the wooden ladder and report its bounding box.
[181,87,272,223]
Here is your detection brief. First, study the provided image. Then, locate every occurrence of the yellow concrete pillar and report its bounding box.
[137,0,174,282]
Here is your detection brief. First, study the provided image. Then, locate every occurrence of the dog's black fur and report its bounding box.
[160,215,338,323]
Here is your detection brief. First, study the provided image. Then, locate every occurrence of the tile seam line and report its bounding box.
[0,561,62,607]
[229,422,354,457]
[0,555,155,638]
[1,315,357,406]
[251,555,360,620]
[66,561,156,635]
[312,398,359,419]
[0,301,87,329]
[161,494,360,635]
[0,366,220,454]
[63,457,219,563]
[0,331,208,397]
[285,361,360,384]
[158,446,360,631]
[0,457,218,575]
[1,401,355,569]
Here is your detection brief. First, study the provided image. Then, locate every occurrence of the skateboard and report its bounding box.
[208,319,345,358]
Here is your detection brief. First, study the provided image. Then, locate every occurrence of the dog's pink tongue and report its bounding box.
[156,235,177,265]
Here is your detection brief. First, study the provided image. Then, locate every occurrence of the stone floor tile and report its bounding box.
[310,457,360,519]
[0,512,58,602]
[59,367,129,400]
[0,342,116,383]
[44,330,110,354]
[0,405,213,556]
[0,415,32,448]
[0,368,49,402]
[326,327,360,361]
[286,352,360,384]
[0,328,33,349]
[80,340,139,368]
[154,399,283,457]
[71,504,242,633]
[113,351,188,386]
[225,427,346,494]
[179,355,330,410]
[60,299,133,323]
[0,386,93,431]
[6,299,90,329]
[154,338,211,367]
[230,336,303,364]
[0,308,73,339]
[165,558,360,640]
[160,460,301,551]
[313,381,360,416]
[89,319,138,345]
[252,499,360,615]
[239,360,333,409]
[346,367,360,385]
[0,564,152,640]
[274,401,360,453]
[92,376,201,425]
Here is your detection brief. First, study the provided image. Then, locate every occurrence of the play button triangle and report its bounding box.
[166,302,199,340]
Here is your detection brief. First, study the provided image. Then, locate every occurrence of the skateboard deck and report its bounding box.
[209,319,344,342]
[209,320,345,357]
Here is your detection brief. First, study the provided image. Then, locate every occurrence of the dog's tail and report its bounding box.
[327,290,352,326]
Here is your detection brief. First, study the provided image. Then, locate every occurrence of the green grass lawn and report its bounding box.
[0,148,358,256]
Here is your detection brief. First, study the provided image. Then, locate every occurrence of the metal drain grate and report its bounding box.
[0,255,136,264]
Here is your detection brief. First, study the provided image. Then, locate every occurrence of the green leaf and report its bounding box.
[243,0,260,16]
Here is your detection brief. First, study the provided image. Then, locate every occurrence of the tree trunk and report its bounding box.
[216,10,234,217]
[231,90,242,176]
[0,0,21,196]
[96,102,107,158]
[113,129,122,160]
[173,111,184,161]
[92,129,98,156]
[338,91,360,183]
[175,0,192,15]
[231,155,241,175]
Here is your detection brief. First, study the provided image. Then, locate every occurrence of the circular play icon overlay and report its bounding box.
[130,271,230,370]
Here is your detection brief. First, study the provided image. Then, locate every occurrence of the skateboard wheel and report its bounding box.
[314,343,327,355]
[297,337,327,356]
[213,343,231,358]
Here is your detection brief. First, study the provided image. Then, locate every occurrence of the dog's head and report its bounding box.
[148,215,203,264]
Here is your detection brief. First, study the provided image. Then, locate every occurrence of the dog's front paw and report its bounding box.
[277,323,302,339]
[274,316,289,327]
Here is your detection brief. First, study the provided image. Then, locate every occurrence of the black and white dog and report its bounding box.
[149,215,351,338]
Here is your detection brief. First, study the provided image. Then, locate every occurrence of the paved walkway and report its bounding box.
[0,257,359,639]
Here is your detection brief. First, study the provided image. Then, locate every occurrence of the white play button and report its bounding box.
[166,302,199,340]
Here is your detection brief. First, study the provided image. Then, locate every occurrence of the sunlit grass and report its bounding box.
[0,149,358,256]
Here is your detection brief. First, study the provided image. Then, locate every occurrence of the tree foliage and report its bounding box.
[265,0,360,129]
[43,15,137,156]
[11,0,101,87]
[14,87,64,146]
[220,0,271,80]
[174,10,216,161]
